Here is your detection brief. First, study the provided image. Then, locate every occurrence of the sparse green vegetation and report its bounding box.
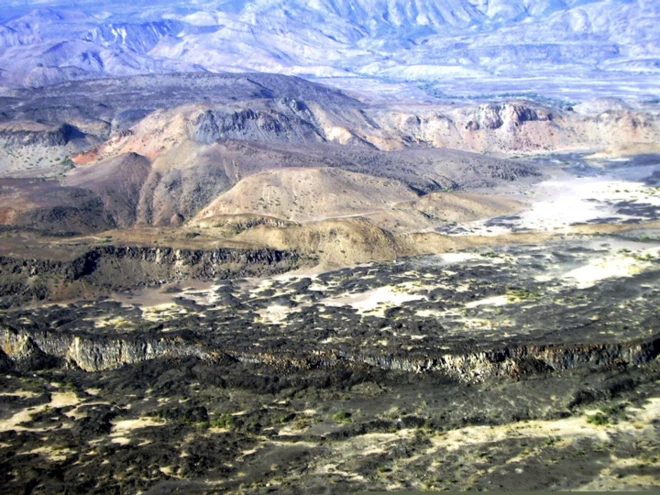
[585,412,610,426]
[291,418,313,431]
[332,410,352,423]
[630,252,656,262]
[211,413,236,430]
[597,402,629,422]
[63,379,77,391]
[60,157,75,171]
[280,413,296,424]
[505,287,540,302]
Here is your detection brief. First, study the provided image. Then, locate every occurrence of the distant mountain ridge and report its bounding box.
[0,0,658,98]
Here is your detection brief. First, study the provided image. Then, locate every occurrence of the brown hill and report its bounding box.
[194,167,419,223]
[66,152,151,228]
[0,178,114,235]
[193,167,523,235]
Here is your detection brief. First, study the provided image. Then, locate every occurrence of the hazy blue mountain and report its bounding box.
[0,0,657,99]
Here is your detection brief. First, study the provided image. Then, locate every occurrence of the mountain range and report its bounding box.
[0,0,658,99]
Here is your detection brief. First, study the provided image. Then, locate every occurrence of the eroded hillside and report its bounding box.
[0,73,657,241]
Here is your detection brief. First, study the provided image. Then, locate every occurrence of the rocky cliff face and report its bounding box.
[0,245,304,307]
[371,100,660,153]
[343,339,660,381]
[1,324,657,381]
[187,105,326,145]
[0,326,210,372]
[0,123,85,148]
[0,121,98,176]
[466,103,554,131]
[233,335,660,382]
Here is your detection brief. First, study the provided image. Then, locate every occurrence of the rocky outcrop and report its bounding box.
[0,327,210,372]
[186,106,325,145]
[0,123,85,148]
[234,337,660,382]
[469,103,554,131]
[194,214,298,232]
[1,324,657,381]
[371,99,659,153]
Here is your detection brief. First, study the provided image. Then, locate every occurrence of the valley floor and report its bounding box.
[0,152,659,493]
[1,229,660,493]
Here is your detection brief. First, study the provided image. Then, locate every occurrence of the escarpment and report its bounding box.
[1,324,658,380]
[0,245,306,307]
[0,123,86,148]
[233,336,660,383]
[0,326,213,372]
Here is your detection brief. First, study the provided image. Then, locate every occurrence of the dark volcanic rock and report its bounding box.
[0,245,305,307]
